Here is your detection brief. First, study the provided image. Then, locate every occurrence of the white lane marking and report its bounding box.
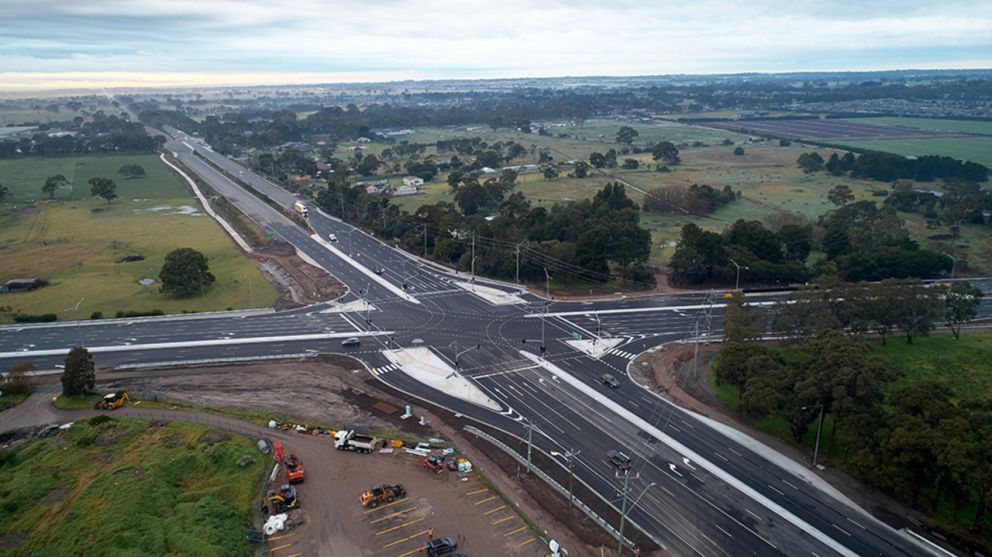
[310,234,419,304]
[782,479,799,490]
[529,301,777,319]
[713,451,729,462]
[767,484,785,496]
[845,516,866,530]
[831,523,851,537]
[0,331,391,358]
[745,508,763,521]
[520,350,859,557]
[714,524,734,538]
[727,447,743,457]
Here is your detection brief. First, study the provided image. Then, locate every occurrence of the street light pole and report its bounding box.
[470,234,476,281]
[524,419,535,474]
[515,244,521,284]
[729,258,747,291]
[543,267,551,300]
[243,274,254,306]
[552,449,581,509]
[813,403,825,468]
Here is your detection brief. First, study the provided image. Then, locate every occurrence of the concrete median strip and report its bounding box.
[382,347,501,411]
[520,350,861,557]
[310,233,420,304]
[453,280,527,305]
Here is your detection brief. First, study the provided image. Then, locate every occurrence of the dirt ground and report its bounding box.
[632,343,930,536]
[96,357,632,556]
[255,241,347,309]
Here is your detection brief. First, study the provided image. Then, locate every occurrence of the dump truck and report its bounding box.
[334,430,380,453]
[94,390,129,410]
[360,484,406,508]
[286,451,305,484]
[293,200,309,218]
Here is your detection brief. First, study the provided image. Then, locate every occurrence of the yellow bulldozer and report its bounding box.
[94,390,129,410]
[360,484,406,508]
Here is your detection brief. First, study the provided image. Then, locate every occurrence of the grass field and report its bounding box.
[829,137,992,167]
[0,154,275,322]
[840,117,992,136]
[0,416,266,557]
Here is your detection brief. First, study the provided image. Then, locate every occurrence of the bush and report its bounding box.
[734,147,746,156]
[114,310,164,318]
[90,311,103,319]
[3,362,33,395]
[779,139,792,146]
[88,414,113,427]
[13,313,57,323]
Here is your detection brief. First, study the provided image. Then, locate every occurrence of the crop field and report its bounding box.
[695,118,951,140]
[0,417,267,557]
[839,117,992,136]
[828,136,992,167]
[0,154,275,321]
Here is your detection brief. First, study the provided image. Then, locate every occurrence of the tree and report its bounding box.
[159,247,216,297]
[0,183,10,203]
[944,281,983,339]
[621,158,639,170]
[797,152,824,175]
[616,126,639,145]
[61,347,95,396]
[733,146,745,156]
[571,161,591,178]
[88,177,117,204]
[827,185,854,207]
[651,141,680,164]
[2,362,33,395]
[723,292,765,343]
[889,279,942,343]
[42,174,68,199]
[589,152,607,169]
[118,163,146,179]
[542,164,559,181]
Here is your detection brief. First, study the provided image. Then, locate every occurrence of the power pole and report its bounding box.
[515,244,520,284]
[564,449,579,508]
[423,224,428,257]
[524,419,535,473]
[617,470,639,554]
[471,234,476,280]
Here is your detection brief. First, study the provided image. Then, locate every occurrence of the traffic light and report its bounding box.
[522,338,527,344]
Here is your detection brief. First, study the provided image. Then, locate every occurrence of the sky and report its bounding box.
[1,0,991,91]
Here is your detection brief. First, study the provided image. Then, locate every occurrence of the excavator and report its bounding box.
[285,451,305,484]
[94,390,129,410]
[360,484,406,508]
[264,484,299,514]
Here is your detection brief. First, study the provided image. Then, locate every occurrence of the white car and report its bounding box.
[329,234,338,242]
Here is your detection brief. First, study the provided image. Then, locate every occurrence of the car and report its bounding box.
[607,449,632,470]
[600,373,620,388]
[374,266,385,275]
[341,337,360,347]
[424,537,458,556]
[328,234,338,242]
[411,338,424,345]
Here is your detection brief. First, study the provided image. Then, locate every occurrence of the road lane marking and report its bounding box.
[831,523,852,537]
[474,495,497,505]
[491,515,515,525]
[484,504,506,515]
[466,488,488,495]
[383,529,432,549]
[369,507,415,524]
[714,524,734,538]
[745,508,763,521]
[767,484,785,496]
[846,516,866,530]
[504,525,528,536]
[516,537,536,548]
[266,533,295,541]
[364,498,409,513]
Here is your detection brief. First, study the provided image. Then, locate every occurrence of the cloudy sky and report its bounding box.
[2,0,991,90]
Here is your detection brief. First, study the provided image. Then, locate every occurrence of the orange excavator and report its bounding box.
[94,390,129,410]
[286,451,305,484]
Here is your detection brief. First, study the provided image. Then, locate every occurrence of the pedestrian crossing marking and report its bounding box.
[370,363,399,376]
[608,349,636,359]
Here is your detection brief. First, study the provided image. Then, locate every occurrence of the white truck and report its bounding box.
[293,200,309,218]
[334,430,380,453]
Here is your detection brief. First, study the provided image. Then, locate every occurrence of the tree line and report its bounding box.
[0,113,163,159]
[714,282,990,545]
[798,150,989,183]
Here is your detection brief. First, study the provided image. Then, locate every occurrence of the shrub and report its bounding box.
[13,313,57,323]
[90,311,103,319]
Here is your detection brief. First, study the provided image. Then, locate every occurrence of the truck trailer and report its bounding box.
[334,430,380,453]
[293,201,309,218]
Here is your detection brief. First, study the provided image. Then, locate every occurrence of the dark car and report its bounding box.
[341,337,360,347]
[424,537,458,556]
[600,373,620,388]
[374,266,385,275]
[607,449,632,470]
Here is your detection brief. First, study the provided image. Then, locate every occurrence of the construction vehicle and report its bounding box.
[94,390,129,410]
[285,451,304,484]
[334,430,380,453]
[360,484,406,508]
[264,484,298,515]
[293,200,309,218]
[423,450,447,472]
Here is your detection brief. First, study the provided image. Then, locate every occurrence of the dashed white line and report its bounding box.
[845,516,866,530]
[727,447,743,457]
[767,484,785,496]
[831,523,852,537]
[781,479,799,490]
[714,524,734,538]
[745,508,763,521]
[713,451,729,462]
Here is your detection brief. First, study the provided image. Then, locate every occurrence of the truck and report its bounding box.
[334,430,380,453]
[293,200,309,218]
[360,483,406,508]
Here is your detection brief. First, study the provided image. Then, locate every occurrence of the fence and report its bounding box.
[463,424,636,551]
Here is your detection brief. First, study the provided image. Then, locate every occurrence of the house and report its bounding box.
[402,176,424,188]
[393,184,419,196]
[1,278,47,293]
[480,167,497,175]
[356,137,372,143]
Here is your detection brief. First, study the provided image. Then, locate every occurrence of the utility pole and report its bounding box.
[515,244,521,284]
[423,224,428,257]
[471,234,476,281]
[564,449,579,508]
[616,469,639,553]
[942,251,957,280]
[813,404,825,468]
[524,419,535,474]
[543,267,551,300]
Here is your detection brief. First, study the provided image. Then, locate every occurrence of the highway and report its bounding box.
[3,127,984,556]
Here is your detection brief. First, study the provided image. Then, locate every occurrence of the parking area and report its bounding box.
[262,433,551,557]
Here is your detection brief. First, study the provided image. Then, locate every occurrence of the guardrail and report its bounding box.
[463,424,635,551]
[117,352,317,370]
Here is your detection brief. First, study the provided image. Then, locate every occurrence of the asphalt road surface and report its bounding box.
[4,127,987,556]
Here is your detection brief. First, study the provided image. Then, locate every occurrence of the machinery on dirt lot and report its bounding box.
[94,390,129,410]
[423,450,448,473]
[285,451,305,484]
[334,429,381,453]
[360,484,406,508]
[264,484,298,514]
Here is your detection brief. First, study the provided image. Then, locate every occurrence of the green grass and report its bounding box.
[830,137,992,167]
[867,333,992,402]
[0,392,29,408]
[0,416,266,557]
[840,117,992,136]
[0,154,275,322]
